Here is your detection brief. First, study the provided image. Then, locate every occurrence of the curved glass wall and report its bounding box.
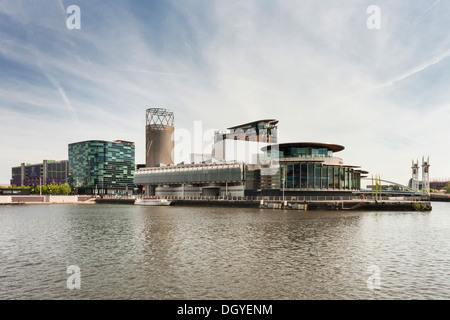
[278,162,360,190]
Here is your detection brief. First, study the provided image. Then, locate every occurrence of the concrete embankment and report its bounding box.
[171,199,432,211]
[430,194,450,202]
[15,196,429,211]
[0,195,95,205]
[96,198,135,205]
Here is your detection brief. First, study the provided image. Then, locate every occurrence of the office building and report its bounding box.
[11,160,69,186]
[68,140,135,195]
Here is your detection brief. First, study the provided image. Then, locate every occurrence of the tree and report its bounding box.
[47,182,60,195]
[59,183,72,195]
[444,182,450,194]
[41,185,49,194]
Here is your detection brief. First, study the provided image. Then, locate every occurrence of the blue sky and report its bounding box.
[1,0,450,186]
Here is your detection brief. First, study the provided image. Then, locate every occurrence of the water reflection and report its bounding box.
[0,203,449,299]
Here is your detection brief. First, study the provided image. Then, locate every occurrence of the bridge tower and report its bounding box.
[422,156,430,197]
[411,160,420,192]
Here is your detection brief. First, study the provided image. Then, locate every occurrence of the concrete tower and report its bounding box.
[145,108,174,168]
[411,159,419,192]
[422,156,430,197]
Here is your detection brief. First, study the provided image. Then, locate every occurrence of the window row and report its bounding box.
[281,163,361,190]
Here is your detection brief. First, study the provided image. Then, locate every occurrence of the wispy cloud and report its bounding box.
[410,0,441,30]
[1,0,450,184]
[378,49,450,89]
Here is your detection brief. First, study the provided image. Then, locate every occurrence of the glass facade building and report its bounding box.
[279,163,361,190]
[68,140,135,194]
[255,143,365,195]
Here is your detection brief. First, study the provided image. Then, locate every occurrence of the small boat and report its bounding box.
[134,197,171,206]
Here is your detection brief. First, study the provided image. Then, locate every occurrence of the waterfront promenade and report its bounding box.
[95,195,432,211]
[0,195,95,205]
[1,194,432,211]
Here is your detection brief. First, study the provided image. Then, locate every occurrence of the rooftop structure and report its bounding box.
[212,119,278,164]
[214,119,278,143]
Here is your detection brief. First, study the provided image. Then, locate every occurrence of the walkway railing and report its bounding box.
[161,195,427,202]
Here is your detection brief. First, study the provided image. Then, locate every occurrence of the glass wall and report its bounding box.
[301,163,307,188]
[279,163,360,191]
[69,140,135,189]
[294,165,300,188]
[307,163,314,189]
[328,167,334,189]
[267,147,334,159]
[135,164,244,185]
[314,163,321,189]
[287,164,294,189]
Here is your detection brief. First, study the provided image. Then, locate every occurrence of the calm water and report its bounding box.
[0,202,449,300]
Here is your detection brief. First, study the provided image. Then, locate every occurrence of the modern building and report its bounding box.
[134,162,245,198]
[11,160,69,186]
[68,140,135,195]
[134,118,367,198]
[254,142,366,196]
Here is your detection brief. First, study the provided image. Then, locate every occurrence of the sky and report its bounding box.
[1,0,450,186]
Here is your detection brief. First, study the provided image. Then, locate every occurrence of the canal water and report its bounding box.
[0,202,449,300]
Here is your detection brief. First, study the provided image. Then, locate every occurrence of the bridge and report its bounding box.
[359,178,423,196]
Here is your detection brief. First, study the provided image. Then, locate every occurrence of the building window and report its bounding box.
[314,163,321,189]
[307,163,314,189]
[328,167,334,189]
[334,167,339,189]
[322,167,328,189]
[301,163,307,188]
[287,164,294,188]
[294,164,300,189]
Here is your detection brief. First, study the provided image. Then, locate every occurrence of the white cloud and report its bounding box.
[1,0,450,185]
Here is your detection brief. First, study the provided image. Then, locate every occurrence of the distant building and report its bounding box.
[11,160,69,186]
[430,180,449,191]
[68,140,135,195]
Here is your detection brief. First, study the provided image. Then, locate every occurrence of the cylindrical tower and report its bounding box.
[145,108,174,168]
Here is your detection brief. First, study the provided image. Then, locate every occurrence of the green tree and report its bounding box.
[444,182,450,194]
[47,182,60,195]
[59,183,72,195]
[41,185,49,194]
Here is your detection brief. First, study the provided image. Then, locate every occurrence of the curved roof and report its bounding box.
[261,142,345,153]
